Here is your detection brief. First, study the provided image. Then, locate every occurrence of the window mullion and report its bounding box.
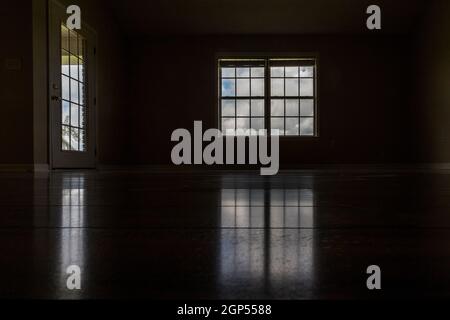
[265,59,270,135]
[284,67,286,136]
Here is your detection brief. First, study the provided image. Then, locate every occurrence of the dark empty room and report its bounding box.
[1,0,450,312]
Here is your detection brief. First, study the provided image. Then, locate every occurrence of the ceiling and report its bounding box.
[109,0,428,36]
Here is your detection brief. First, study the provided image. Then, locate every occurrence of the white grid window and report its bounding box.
[219,58,317,137]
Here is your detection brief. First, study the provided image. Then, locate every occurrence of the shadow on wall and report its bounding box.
[413,0,450,163]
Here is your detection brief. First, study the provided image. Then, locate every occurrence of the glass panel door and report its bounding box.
[49,0,96,168]
[61,24,87,152]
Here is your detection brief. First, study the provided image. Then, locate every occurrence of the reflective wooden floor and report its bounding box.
[1,168,450,299]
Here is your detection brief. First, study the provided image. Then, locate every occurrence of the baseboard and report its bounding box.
[0,164,34,172]
[34,164,50,172]
[97,163,450,172]
[0,164,50,173]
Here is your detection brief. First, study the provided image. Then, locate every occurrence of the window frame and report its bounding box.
[217,54,319,139]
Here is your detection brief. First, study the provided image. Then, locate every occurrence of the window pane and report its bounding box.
[300,66,314,77]
[251,79,264,97]
[300,99,314,116]
[222,67,235,77]
[222,79,235,96]
[251,99,264,116]
[251,118,264,133]
[285,67,299,77]
[62,101,70,125]
[271,67,284,77]
[237,100,250,116]
[251,67,264,77]
[222,118,235,134]
[300,118,314,136]
[271,79,284,96]
[236,118,250,134]
[286,118,299,135]
[285,79,299,96]
[271,118,284,135]
[222,99,235,116]
[286,99,299,116]
[71,104,79,127]
[237,79,250,96]
[300,79,314,96]
[271,99,284,116]
[236,67,250,77]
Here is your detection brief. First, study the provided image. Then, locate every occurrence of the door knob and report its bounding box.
[51,96,61,101]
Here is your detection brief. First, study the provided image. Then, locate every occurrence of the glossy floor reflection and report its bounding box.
[219,187,315,298]
[1,168,450,299]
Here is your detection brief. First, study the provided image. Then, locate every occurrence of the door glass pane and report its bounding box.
[62,75,70,100]
[79,83,85,106]
[79,129,86,151]
[62,101,70,125]
[70,55,79,80]
[71,128,80,151]
[60,23,87,152]
[62,125,70,150]
[61,25,70,51]
[71,104,79,127]
[80,107,86,128]
[70,79,79,104]
[79,59,85,82]
[61,50,69,76]
[69,30,78,56]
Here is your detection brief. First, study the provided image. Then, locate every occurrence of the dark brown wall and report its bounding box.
[0,1,34,164]
[413,0,450,163]
[125,35,414,166]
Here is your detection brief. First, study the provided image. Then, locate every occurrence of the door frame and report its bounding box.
[48,0,98,169]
